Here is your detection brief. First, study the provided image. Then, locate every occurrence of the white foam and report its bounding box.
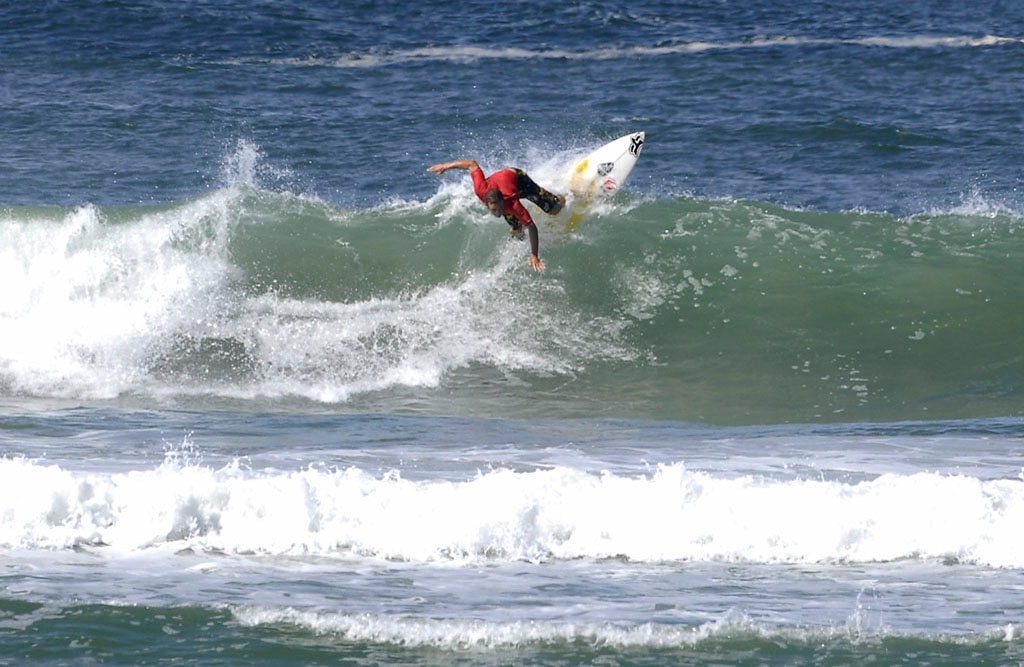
[0,194,241,398]
[231,605,760,649]
[3,455,1024,567]
[222,35,1024,69]
[196,243,615,403]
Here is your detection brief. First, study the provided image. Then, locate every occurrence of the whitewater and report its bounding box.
[6,435,1024,567]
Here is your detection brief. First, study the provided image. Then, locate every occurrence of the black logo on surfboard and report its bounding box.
[629,134,644,157]
[597,162,615,176]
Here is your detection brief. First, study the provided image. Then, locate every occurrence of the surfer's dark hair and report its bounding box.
[484,189,502,206]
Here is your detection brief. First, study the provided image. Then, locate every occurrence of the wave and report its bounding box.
[6,597,1019,660]
[3,450,1023,567]
[0,186,631,406]
[1,141,1023,422]
[221,34,1024,69]
[234,604,735,650]
[233,605,1024,658]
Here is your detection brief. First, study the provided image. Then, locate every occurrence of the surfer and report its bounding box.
[427,160,565,272]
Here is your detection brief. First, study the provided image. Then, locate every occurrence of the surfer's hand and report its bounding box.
[529,254,545,272]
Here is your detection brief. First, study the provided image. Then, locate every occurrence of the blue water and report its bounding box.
[3,2,1024,664]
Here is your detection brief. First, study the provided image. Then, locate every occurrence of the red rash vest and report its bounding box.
[470,167,534,226]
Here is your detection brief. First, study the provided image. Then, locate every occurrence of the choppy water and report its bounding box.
[3,2,1024,664]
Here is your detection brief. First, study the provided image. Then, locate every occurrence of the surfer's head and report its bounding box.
[484,189,503,217]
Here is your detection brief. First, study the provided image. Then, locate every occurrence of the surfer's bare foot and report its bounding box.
[550,194,566,215]
[510,227,524,240]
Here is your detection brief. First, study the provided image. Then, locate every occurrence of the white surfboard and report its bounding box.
[564,131,645,231]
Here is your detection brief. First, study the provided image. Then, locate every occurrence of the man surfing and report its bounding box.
[427,160,565,272]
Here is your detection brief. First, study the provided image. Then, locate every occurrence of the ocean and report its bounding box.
[2,1,1024,664]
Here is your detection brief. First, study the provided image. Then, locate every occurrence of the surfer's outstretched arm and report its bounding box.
[527,224,544,272]
[427,159,480,175]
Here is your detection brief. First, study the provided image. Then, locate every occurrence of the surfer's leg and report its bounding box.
[514,169,564,215]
